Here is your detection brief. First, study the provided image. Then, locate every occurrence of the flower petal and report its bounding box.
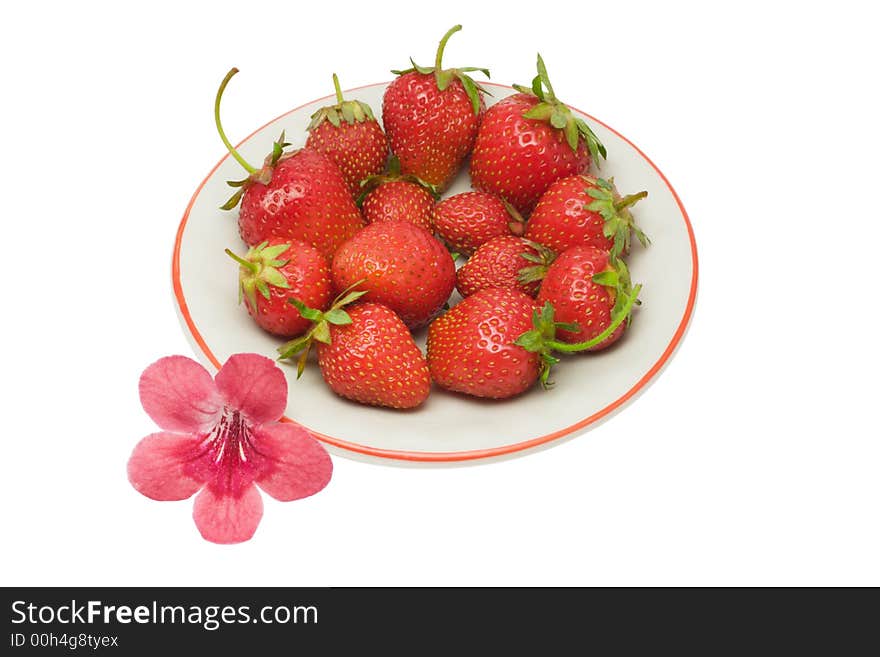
[127,432,207,501]
[139,356,221,433]
[253,423,333,502]
[192,483,264,544]
[214,353,288,424]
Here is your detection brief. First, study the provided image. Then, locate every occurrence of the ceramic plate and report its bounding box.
[173,81,698,464]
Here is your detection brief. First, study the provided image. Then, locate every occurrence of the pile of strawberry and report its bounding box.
[219,26,649,410]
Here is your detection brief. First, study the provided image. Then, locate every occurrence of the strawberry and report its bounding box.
[383,25,490,191]
[358,157,438,232]
[278,292,431,409]
[432,191,525,256]
[331,221,455,328]
[456,236,555,298]
[304,73,389,195]
[214,68,364,259]
[361,181,435,232]
[526,175,649,258]
[535,246,639,351]
[469,54,606,215]
[428,259,643,397]
[513,282,641,386]
[426,288,540,399]
[225,238,331,338]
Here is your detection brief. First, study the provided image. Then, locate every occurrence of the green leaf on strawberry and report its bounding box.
[601,257,642,326]
[277,282,369,378]
[307,73,377,131]
[390,24,490,116]
[516,54,607,163]
[516,239,557,286]
[356,155,439,206]
[323,308,353,325]
[225,241,293,314]
[585,177,650,259]
[514,256,643,386]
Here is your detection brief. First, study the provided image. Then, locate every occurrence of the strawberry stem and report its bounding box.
[435,25,462,71]
[614,191,648,212]
[544,284,642,353]
[224,248,259,274]
[215,68,257,175]
[332,73,344,104]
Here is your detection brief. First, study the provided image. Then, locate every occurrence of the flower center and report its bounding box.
[207,407,254,465]
[190,406,264,495]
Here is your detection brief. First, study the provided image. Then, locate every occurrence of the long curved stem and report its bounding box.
[215,68,257,175]
[435,25,462,71]
[546,284,642,352]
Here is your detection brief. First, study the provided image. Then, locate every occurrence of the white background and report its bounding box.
[2,1,877,586]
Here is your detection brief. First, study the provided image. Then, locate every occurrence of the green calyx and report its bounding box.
[391,24,491,116]
[514,257,642,387]
[355,155,439,206]
[307,73,377,131]
[277,282,368,378]
[590,256,641,326]
[584,177,650,259]
[516,239,557,286]
[215,68,294,210]
[513,54,607,163]
[512,303,576,388]
[225,241,292,313]
[500,197,527,236]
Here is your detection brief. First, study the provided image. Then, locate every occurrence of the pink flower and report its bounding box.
[127,353,332,544]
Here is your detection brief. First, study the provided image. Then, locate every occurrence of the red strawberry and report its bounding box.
[235,147,364,260]
[526,175,648,258]
[358,157,438,232]
[469,54,606,215]
[456,236,555,298]
[362,181,435,231]
[428,267,643,396]
[278,294,430,409]
[536,246,638,351]
[382,25,489,191]
[331,221,455,328]
[304,73,389,195]
[426,288,540,399]
[214,68,364,259]
[513,279,641,386]
[432,191,525,256]
[225,238,331,338]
